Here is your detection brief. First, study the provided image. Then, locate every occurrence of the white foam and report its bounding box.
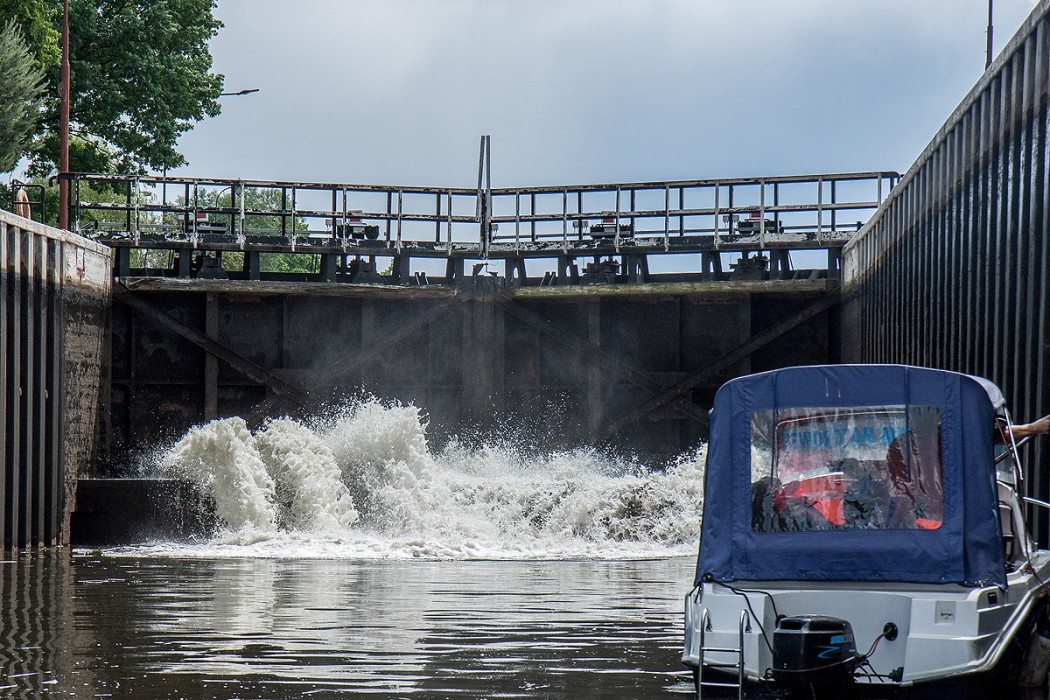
[134,399,705,561]
[255,418,359,531]
[162,417,277,533]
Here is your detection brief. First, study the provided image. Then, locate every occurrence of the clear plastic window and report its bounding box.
[750,405,942,532]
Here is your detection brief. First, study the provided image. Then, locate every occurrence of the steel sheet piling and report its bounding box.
[843,0,1050,541]
[0,211,110,550]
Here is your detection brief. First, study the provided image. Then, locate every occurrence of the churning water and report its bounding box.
[38,399,708,698]
[129,398,705,561]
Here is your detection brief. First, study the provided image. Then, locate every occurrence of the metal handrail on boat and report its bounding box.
[1023,496,1050,510]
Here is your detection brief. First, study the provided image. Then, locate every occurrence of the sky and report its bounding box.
[171,0,1041,190]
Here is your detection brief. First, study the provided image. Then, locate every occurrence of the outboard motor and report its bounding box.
[772,615,859,684]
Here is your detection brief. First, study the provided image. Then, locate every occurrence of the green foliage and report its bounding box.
[258,252,318,274]
[0,20,46,172]
[171,186,318,274]
[0,0,60,69]
[170,185,310,235]
[27,0,224,176]
[0,174,145,227]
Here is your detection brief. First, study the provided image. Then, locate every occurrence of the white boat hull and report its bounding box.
[683,550,1050,686]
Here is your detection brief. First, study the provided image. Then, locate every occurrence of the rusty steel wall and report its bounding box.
[842,2,1050,532]
[102,284,836,472]
[0,209,111,550]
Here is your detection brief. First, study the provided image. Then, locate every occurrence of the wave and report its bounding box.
[130,398,704,560]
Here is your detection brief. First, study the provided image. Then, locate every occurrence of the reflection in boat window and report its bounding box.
[750,405,943,532]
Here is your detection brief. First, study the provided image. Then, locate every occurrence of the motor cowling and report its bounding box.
[772,615,859,684]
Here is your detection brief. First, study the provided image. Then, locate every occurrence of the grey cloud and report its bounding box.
[172,0,1038,187]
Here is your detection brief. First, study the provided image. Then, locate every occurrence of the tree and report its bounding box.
[170,186,318,274]
[0,1,59,69]
[26,0,224,176]
[0,20,46,172]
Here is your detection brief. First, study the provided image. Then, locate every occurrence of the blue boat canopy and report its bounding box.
[695,365,1006,588]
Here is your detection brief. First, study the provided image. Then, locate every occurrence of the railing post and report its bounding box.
[759,180,766,249]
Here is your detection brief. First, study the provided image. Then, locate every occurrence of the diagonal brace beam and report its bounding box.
[598,293,840,440]
[114,284,310,405]
[499,294,709,424]
[247,296,463,419]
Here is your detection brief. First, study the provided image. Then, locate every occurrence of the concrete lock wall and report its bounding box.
[0,209,111,550]
[842,1,1050,534]
[101,280,836,472]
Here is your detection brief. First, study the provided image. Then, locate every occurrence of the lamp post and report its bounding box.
[58,0,70,230]
[219,88,260,97]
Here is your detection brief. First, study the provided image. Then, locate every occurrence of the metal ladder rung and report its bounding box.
[697,608,749,700]
[703,661,741,670]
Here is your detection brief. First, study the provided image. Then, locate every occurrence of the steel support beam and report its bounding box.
[113,285,309,405]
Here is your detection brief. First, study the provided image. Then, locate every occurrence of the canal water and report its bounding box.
[2,399,705,698]
[0,554,696,698]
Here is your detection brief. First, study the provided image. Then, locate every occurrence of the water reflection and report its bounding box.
[7,553,1048,698]
[0,553,695,698]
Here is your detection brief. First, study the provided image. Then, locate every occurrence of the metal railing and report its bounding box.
[61,170,898,260]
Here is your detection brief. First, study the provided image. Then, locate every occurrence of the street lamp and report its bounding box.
[159,88,259,195]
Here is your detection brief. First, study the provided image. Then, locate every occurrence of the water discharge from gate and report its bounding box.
[122,398,706,560]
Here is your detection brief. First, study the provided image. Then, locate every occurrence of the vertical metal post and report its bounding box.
[485,138,493,249]
[330,188,338,242]
[45,239,60,545]
[562,190,568,253]
[530,193,536,243]
[714,184,720,246]
[759,180,766,248]
[446,190,453,244]
[435,191,442,243]
[239,182,246,242]
[33,235,45,546]
[773,182,780,237]
[133,177,141,236]
[0,224,7,550]
[340,188,348,246]
[831,179,837,234]
[396,189,403,253]
[73,178,80,232]
[385,192,392,242]
[577,191,584,241]
[58,0,70,231]
[19,230,32,549]
[678,187,685,237]
[987,0,994,69]
[6,224,19,551]
[290,185,297,247]
[192,183,200,245]
[663,184,670,251]
[817,178,824,242]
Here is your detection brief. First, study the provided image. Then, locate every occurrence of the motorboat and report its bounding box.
[682,365,1050,696]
